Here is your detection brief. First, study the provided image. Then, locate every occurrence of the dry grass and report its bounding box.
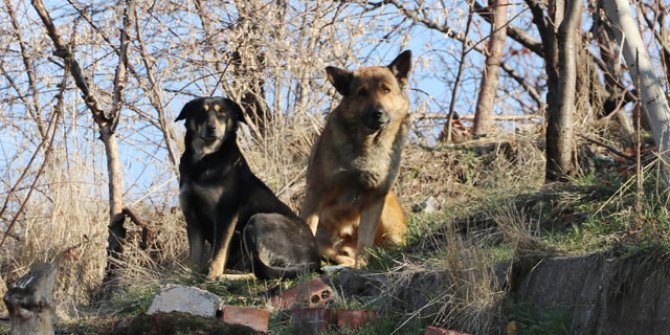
[1,149,108,318]
[494,204,556,258]
[359,130,548,334]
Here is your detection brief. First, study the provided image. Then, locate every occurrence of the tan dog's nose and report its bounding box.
[364,106,389,130]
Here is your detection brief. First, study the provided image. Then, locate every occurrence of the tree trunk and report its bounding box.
[594,10,634,134]
[546,0,581,181]
[602,0,670,185]
[473,0,508,136]
[103,127,126,266]
[3,263,57,335]
[527,0,581,181]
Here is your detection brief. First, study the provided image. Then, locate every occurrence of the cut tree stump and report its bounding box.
[2,263,58,335]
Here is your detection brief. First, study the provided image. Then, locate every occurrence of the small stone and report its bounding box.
[412,196,442,214]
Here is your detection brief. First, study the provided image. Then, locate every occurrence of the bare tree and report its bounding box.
[228,1,271,138]
[31,0,134,275]
[472,0,508,136]
[603,0,670,185]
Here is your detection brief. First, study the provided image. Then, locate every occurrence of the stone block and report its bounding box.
[147,285,221,317]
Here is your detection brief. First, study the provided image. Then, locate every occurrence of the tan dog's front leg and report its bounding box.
[208,215,238,280]
[356,196,386,267]
[299,192,321,235]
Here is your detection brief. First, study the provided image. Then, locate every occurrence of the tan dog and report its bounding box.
[300,51,412,266]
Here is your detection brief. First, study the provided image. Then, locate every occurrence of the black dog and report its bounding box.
[176,97,320,280]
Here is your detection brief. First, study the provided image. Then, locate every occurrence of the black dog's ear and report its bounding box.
[175,99,198,122]
[225,98,246,123]
[326,66,353,96]
[388,50,412,87]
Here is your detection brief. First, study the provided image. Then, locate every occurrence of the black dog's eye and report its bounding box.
[357,88,369,97]
[212,104,225,114]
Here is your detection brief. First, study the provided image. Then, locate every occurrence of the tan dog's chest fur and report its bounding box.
[301,51,412,266]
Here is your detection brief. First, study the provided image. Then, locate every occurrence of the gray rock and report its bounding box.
[412,196,442,214]
[147,285,222,317]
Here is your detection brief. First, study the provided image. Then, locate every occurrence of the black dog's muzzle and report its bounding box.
[202,124,225,142]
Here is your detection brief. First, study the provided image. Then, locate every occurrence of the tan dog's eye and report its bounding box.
[382,88,391,94]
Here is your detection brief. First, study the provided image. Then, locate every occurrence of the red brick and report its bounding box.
[291,308,335,335]
[336,309,379,330]
[222,305,269,334]
[424,325,473,335]
[267,277,335,310]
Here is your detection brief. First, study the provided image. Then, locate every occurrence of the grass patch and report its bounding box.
[269,309,425,335]
[0,322,10,334]
[506,299,570,335]
[109,283,159,317]
[122,312,257,335]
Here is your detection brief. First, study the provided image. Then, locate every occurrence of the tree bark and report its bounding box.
[527,0,580,181]
[546,0,580,180]
[594,9,634,134]
[603,0,670,185]
[473,0,508,136]
[3,263,57,335]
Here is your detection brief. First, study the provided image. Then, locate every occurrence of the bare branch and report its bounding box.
[133,5,180,173]
[0,65,67,249]
[109,0,135,133]
[383,0,544,109]
[474,1,543,55]
[4,0,47,139]
[31,0,107,126]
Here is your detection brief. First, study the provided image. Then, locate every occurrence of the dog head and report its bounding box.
[326,50,411,131]
[175,97,243,157]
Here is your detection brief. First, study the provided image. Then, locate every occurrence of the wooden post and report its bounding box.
[3,263,58,335]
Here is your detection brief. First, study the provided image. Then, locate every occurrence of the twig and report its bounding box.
[577,133,634,162]
[133,4,180,174]
[122,207,154,250]
[414,113,543,121]
[634,50,644,228]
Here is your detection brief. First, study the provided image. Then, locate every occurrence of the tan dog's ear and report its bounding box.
[388,50,412,87]
[326,66,353,96]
